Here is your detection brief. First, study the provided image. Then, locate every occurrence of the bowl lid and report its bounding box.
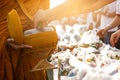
[7,9,23,44]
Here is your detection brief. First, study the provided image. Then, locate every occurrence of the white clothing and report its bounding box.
[116,0,120,14]
[100,1,118,32]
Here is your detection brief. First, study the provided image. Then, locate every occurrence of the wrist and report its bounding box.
[106,24,113,30]
[117,29,120,34]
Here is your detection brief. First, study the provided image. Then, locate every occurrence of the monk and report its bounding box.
[0,0,50,80]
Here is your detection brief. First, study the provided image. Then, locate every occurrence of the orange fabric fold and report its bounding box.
[0,0,50,80]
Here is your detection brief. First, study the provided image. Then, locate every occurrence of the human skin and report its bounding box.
[110,29,120,47]
[34,0,115,27]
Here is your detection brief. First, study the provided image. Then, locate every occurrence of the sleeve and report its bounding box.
[116,0,120,15]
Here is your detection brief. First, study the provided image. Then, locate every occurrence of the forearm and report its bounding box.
[47,0,115,22]
[107,12,116,17]
[107,15,120,30]
[79,0,115,13]
[42,0,99,22]
[37,0,115,26]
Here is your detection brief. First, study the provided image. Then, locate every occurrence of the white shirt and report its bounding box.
[100,1,118,32]
[116,0,120,15]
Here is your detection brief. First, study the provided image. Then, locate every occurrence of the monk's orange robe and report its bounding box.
[0,0,50,80]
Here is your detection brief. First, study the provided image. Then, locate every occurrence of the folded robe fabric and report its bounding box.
[0,0,51,80]
[7,9,58,71]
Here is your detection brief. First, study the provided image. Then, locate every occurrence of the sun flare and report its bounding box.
[50,0,66,9]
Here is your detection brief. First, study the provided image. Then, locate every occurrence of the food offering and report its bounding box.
[49,22,120,80]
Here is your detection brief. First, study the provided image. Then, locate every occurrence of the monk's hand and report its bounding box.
[110,30,120,47]
[33,9,48,28]
[7,38,32,50]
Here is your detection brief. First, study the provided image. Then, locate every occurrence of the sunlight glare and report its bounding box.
[50,0,66,9]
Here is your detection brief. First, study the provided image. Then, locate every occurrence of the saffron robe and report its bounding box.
[0,0,50,80]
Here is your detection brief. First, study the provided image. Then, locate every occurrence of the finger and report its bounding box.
[15,44,32,49]
[97,33,104,38]
[22,44,33,49]
[114,35,119,44]
[97,31,102,37]
[8,43,19,50]
[9,43,32,50]
[97,29,105,37]
[110,36,115,47]
[7,38,14,43]
[102,30,106,35]
[97,31,100,36]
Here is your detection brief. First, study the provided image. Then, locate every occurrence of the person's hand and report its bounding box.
[33,9,48,27]
[110,30,120,47]
[7,38,32,50]
[97,26,109,38]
